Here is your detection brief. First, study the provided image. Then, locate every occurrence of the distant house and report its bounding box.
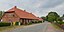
[37,17,43,22]
[2,6,43,25]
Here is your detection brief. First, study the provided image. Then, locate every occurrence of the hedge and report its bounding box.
[0,22,11,27]
[38,21,42,23]
[57,22,64,25]
[28,22,32,25]
[32,21,42,24]
[15,22,19,25]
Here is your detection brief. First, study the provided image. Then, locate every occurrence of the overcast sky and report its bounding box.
[0,0,64,17]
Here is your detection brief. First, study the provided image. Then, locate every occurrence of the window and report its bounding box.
[9,20,12,22]
[9,14,15,17]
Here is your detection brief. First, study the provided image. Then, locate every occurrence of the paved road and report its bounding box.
[5,22,63,32]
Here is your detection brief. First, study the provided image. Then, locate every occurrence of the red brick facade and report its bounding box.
[2,12,20,22]
[2,6,43,25]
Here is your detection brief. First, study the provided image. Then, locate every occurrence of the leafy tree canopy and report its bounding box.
[0,11,4,19]
[46,12,60,22]
[41,16,46,21]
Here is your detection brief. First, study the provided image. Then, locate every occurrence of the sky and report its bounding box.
[0,0,64,17]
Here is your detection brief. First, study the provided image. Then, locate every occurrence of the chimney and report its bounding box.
[14,6,17,8]
[30,13,32,14]
[24,10,26,11]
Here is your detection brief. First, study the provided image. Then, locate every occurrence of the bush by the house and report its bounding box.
[38,21,42,23]
[32,21,42,24]
[28,22,32,25]
[34,21,38,23]
[15,22,19,25]
[0,22,11,27]
[32,21,35,23]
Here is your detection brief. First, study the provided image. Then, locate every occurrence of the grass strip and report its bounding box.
[52,23,64,32]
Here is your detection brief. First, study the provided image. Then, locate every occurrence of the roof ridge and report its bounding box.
[6,6,38,19]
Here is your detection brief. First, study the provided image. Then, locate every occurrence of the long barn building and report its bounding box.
[2,6,43,25]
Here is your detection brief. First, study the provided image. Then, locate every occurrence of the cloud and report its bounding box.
[40,0,64,8]
[0,0,64,17]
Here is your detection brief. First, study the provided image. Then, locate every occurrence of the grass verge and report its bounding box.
[52,23,64,32]
[52,23,61,29]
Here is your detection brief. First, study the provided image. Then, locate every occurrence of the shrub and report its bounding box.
[34,21,38,23]
[32,21,35,23]
[15,22,19,25]
[28,22,32,25]
[57,21,64,25]
[0,22,11,27]
[38,21,42,23]
[32,21,42,23]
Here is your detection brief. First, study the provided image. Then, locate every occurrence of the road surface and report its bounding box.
[5,22,64,32]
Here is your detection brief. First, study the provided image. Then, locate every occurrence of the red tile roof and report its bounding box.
[6,6,38,19]
[37,17,43,21]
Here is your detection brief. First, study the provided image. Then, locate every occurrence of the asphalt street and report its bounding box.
[5,22,64,32]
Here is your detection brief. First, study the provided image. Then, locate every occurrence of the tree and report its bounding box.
[60,14,64,21]
[57,17,62,21]
[41,16,46,22]
[0,11,4,19]
[46,12,60,22]
[62,14,64,17]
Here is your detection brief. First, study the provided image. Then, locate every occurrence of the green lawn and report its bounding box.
[52,23,64,32]
[52,23,61,29]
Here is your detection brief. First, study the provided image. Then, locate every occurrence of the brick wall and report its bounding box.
[2,12,20,22]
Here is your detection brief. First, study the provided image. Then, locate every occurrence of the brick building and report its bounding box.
[2,6,43,25]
